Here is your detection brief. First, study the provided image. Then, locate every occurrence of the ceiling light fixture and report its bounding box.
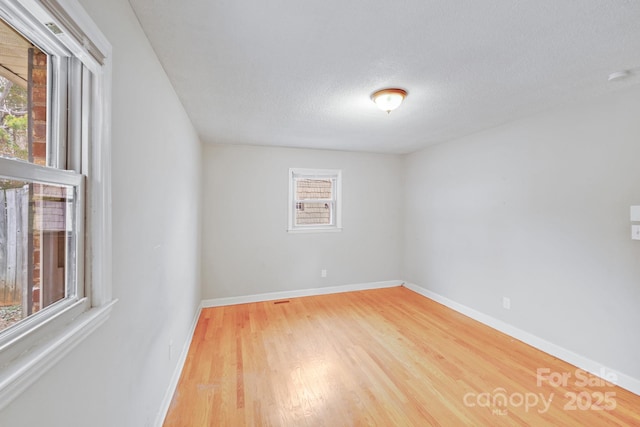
[371,88,407,113]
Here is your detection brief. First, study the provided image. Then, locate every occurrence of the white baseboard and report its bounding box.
[201,280,402,308]
[154,302,203,427]
[403,282,640,397]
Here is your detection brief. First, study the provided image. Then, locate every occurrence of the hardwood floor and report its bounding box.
[163,286,640,426]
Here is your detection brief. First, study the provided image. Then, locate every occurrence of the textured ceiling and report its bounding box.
[128,0,640,154]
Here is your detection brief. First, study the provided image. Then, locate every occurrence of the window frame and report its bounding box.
[288,168,342,233]
[0,0,113,409]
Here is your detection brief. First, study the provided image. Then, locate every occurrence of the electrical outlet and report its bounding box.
[321,269,327,278]
[502,297,511,310]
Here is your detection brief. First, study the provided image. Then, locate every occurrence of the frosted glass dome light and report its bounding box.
[371,88,407,113]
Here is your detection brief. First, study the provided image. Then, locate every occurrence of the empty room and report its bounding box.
[0,0,639,426]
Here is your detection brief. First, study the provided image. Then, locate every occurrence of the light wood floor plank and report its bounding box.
[164,286,640,426]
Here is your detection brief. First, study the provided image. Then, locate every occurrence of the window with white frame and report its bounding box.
[288,168,342,232]
[0,0,112,407]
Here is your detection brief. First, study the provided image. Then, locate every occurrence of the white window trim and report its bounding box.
[287,168,342,233]
[0,0,114,410]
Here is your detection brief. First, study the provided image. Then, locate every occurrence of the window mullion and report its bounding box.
[70,175,85,299]
[47,54,68,169]
[80,64,91,175]
[66,57,82,173]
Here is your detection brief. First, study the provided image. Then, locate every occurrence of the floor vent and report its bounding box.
[274,300,290,305]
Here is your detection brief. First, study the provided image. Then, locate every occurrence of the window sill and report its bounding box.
[0,299,117,411]
[287,227,343,234]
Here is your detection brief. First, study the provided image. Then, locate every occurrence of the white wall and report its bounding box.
[202,144,403,299]
[0,0,202,425]
[403,86,640,382]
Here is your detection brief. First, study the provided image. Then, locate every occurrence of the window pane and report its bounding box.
[295,178,333,200]
[295,201,333,226]
[0,179,75,333]
[0,18,48,165]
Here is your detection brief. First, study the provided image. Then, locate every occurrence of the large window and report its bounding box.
[288,168,342,232]
[0,0,112,408]
[0,17,83,335]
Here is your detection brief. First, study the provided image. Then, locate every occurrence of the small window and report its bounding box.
[288,168,342,232]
